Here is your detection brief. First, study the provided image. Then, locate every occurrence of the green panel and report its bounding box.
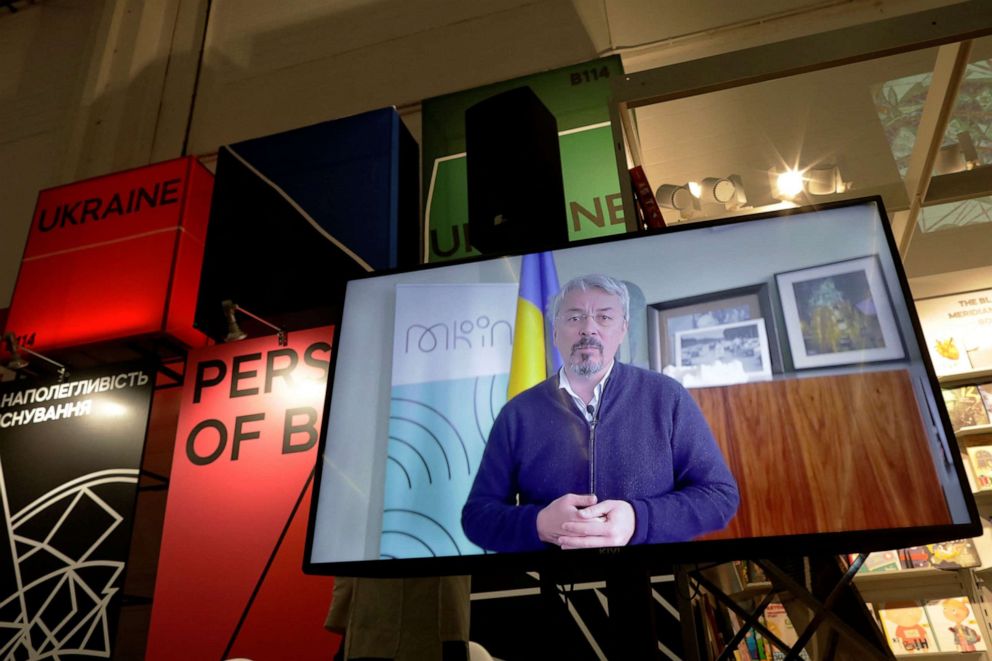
[422,56,625,263]
[426,157,470,259]
[559,125,626,242]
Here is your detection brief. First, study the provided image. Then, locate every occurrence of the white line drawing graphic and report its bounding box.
[0,467,139,659]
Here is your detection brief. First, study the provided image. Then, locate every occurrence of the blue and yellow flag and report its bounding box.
[508,252,562,399]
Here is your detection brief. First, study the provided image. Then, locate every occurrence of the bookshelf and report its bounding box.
[940,368,992,390]
[866,366,992,660]
[959,426,992,445]
[854,567,977,603]
[833,365,992,660]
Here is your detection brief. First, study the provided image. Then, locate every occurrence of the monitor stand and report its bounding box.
[539,564,661,660]
[679,554,890,661]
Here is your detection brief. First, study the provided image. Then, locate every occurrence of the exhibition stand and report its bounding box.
[1,4,991,660]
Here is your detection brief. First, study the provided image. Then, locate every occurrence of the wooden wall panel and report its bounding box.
[693,369,951,540]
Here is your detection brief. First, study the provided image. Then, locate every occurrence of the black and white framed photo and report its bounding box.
[674,319,773,387]
[776,255,904,369]
[647,283,782,373]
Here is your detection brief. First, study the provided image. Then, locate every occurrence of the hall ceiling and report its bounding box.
[589,0,971,215]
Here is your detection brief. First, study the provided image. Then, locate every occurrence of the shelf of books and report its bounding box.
[960,426,992,444]
[693,562,813,661]
[874,598,989,657]
[847,513,992,657]
[945,383,992,440]
[941,369,992,391]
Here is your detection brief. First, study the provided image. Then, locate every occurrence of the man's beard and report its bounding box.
[568,338,604,377]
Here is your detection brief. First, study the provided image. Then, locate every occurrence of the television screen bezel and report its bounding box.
[303,195,982,578]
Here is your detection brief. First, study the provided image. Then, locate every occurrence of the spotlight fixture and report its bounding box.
[655,184,695,212]
[934,132,980,175]
[656,174,749,221]
[698,177,736,204]
[3,332,69,382]
[221,300,287,346]
[775,169,805,199]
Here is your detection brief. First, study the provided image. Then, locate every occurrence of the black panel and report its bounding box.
[465,86,569,255]
[193,148,363,341]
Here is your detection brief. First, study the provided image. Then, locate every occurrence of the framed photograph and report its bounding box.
[776,256,904,369]
[647,283,782,373]
[674,318,772,387]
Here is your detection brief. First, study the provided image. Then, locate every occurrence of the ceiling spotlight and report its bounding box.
[934,132,980,175]
[960,132,980,170]
[806,166,838,196]
[3,332,69,382]
[655,184,695,211]
[221,300,287,346]
[698,177,739,205]
[775,169,804,199]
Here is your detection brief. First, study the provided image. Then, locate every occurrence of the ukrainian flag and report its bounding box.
[508,252,562,399]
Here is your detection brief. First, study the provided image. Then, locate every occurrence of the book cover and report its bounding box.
[968,446,992,491]
[943,386,990,431]
[878,601,937,654]
[980,384,992,420]
[925,538,981,569]
[925,598,987,652]
[857,550,903,573]
[763,602,811,661]
[629,165,666,229]
[900,547,932,569]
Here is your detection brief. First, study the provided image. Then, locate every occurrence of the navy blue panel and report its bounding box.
[230,108,406,270]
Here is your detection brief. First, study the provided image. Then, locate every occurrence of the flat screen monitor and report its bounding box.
[304,197,979,577]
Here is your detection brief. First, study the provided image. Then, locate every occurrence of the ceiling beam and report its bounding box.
[892,40,972,256]
[612,1,992,109]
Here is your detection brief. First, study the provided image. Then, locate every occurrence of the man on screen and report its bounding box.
[461,274,739,552]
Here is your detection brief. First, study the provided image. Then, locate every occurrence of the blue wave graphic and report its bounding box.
[381,375,507,559]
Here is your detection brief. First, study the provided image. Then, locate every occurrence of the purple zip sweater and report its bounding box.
[461,362,739,552]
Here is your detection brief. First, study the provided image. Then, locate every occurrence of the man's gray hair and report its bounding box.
[549,274,630,323]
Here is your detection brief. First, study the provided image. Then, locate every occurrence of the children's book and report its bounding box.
[877,601,937,655]
[944,386,991,431]
[980,384,992,421]
[899,547,932,569]
[853,550,902,573]
[924,538,981,569]
[967,445,992,491]
[762,603,810,661]
[925,597,987,652]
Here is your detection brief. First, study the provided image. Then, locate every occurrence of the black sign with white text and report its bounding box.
[0,364,154,659]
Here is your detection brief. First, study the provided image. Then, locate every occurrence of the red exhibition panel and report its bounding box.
[228,479,340,660]
[4,157,211,351]
[146,326,338,661]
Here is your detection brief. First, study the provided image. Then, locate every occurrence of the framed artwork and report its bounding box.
[647,283,782,373]
[775,256,904,369]
[675,318,772,387]
[914,288,992,376]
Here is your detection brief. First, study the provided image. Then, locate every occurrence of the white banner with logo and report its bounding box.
[382,284,516,558]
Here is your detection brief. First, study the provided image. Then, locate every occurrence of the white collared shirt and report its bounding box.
[558,360,616,423]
